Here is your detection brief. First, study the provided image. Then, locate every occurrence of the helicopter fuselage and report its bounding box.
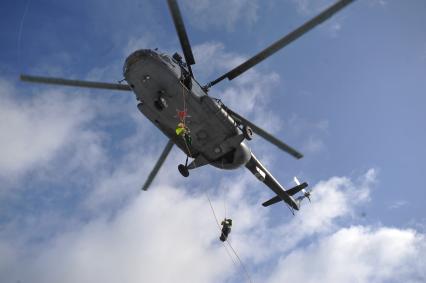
[20,0,354,210]
[123,49,251,170]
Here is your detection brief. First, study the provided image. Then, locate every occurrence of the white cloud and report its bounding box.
[193,42,245,81]
[290,0,349,37]
[3,32,425,283]
[28,51,73,77]
[266,226,426,283]
[122,34,155,58]
[303,135,325,153]
[193,41,281,132]
[181,0,259,31]
[388,200,408,209]
[0,80,102,184]
[292,0,312,15]
[1,149,425,283]
[84,33,156,83]
[0,187,221,283]
[261,169,375,256]
[287,115,329,154]
[369,0,388,7]
[291,0,334,16]
[328,21,342,37]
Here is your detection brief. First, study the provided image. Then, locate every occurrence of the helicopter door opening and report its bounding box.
[189,79,206,98]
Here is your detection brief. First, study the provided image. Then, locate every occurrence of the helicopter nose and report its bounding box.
[123,49,157,76]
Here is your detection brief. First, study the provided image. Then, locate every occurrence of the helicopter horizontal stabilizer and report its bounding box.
[262,182,308,207]
[286,182,308,196]
[262,195,282,207]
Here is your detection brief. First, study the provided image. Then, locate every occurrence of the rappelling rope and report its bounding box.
[205,192,238,267]
[182,82,187,124]
[206,192,254,283]
[224,197,227,220]
[221,235,239,268]
[179,81,195,167]
[179,82,253,282]
[224,235,253,283]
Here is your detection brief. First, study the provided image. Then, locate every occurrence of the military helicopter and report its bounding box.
[20,0,354,212]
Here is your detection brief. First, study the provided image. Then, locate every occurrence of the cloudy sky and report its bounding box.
[1,0,426,282]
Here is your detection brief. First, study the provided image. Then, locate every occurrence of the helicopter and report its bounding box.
[20,0,354,212]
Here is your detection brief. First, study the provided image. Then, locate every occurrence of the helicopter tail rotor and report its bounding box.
[294,176,312,204]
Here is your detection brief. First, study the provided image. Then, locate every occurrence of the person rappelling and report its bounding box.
[173,52,192,89]
[220,218,232,242]
[175,109,192,146]
[175,121,192,146]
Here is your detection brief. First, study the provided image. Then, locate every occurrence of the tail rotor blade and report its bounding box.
[302,188,312,203]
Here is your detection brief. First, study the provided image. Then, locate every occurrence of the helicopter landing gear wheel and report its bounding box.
[178,164,189,177]
[243,125,253,140]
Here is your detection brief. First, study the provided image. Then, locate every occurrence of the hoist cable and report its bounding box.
[179,81,252,282]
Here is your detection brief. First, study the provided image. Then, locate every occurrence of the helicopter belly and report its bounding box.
[124,50,242,163]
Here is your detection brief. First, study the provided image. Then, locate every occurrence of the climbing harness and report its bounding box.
[220,218,232,242]
[175,122,186,136]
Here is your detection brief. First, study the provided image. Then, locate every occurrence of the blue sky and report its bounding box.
[1,0,426,282]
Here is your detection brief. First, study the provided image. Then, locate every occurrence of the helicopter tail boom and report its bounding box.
[245,153,300,210]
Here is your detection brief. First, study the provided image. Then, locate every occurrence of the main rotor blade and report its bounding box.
[21,74,132,91]
[207,0,354,87]
[167,0,196,66]
[142,139,174,191]
[228,108,303,159]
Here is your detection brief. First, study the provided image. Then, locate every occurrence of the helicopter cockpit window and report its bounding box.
[123,49,149,75]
